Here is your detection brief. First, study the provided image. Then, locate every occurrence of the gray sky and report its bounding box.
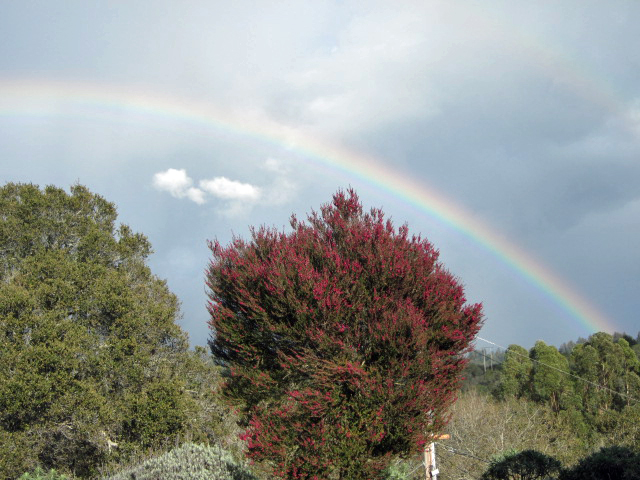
[1,1,639,349]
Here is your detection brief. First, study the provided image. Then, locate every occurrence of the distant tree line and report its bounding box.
[494,332,640,448]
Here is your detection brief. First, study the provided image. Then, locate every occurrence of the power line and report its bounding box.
[469,347,504,370]
[436,443,491,465]
[476,336,640,405]
[405,460,426,478]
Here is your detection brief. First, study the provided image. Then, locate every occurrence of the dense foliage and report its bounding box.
[494,333,640,449]
[207,189,483,479]
[559,446,640,480]
[0,184,221,479]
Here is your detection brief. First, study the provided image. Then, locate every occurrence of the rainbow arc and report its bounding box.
[0,79,617,335]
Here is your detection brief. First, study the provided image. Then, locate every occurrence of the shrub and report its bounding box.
[102,443,258,480]
[559,446,640,480]
[383,458,422,480]
[481,449,562,480]
[18,468,70,480]
[207,189,483,479]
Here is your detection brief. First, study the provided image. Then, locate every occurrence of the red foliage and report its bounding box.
[207,189,482,479]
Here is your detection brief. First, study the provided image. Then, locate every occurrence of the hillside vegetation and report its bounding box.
[435,332,640,479]
[1,183,638,480]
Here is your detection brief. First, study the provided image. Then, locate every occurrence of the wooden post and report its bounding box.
[424,434,450,480]
[424,443,434,480]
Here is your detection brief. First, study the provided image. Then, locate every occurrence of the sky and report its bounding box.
[1,1,639,350]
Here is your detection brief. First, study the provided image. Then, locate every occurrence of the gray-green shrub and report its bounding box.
[102,443,257,480]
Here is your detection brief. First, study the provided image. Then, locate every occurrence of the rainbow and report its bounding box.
[0,78,618,335]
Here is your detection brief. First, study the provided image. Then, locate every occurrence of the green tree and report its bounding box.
[616,338,640,408]
[494,344,531,400]
[529,341,572,413]
[570,342,601,418]
[207,190,483,480]
[571,333,639,423]
[559,446,640,480]
[0,183,218,479]
[616,402,640,451]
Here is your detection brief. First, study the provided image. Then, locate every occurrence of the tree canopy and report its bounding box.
[207,189,483,480]
[493,331,640,456]
[0,183,218,479]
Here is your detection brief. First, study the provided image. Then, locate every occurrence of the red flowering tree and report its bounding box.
[207,189,482,480]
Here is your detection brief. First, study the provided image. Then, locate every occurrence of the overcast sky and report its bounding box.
[1,1,639,350]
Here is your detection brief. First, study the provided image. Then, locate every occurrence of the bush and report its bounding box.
[481,449,562,480]
[18,468,70,480]
[102,443,258,480]
[384,458,423,480]
[559,446,640,480]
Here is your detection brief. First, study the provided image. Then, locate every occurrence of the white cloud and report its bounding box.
[152,168,191,196]
[199,177,261,201]
[185,187,206,204]
[152,165,297,216]
[152,168,206,204]
[152,168,267,214]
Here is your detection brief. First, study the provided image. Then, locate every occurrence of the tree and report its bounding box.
[0,183,218,479]
[571,333,640,418]
[481,450,562,480]
[559,446,640,480]
[529,341,573,413]
[494,345,532,400]
[207,189,483,480]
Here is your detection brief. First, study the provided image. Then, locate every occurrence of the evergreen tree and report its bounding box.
[0,183,216,479]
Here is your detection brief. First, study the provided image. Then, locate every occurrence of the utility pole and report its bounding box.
[424,434,450,480]
[482,348,486,373]
[481,347,494,372]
